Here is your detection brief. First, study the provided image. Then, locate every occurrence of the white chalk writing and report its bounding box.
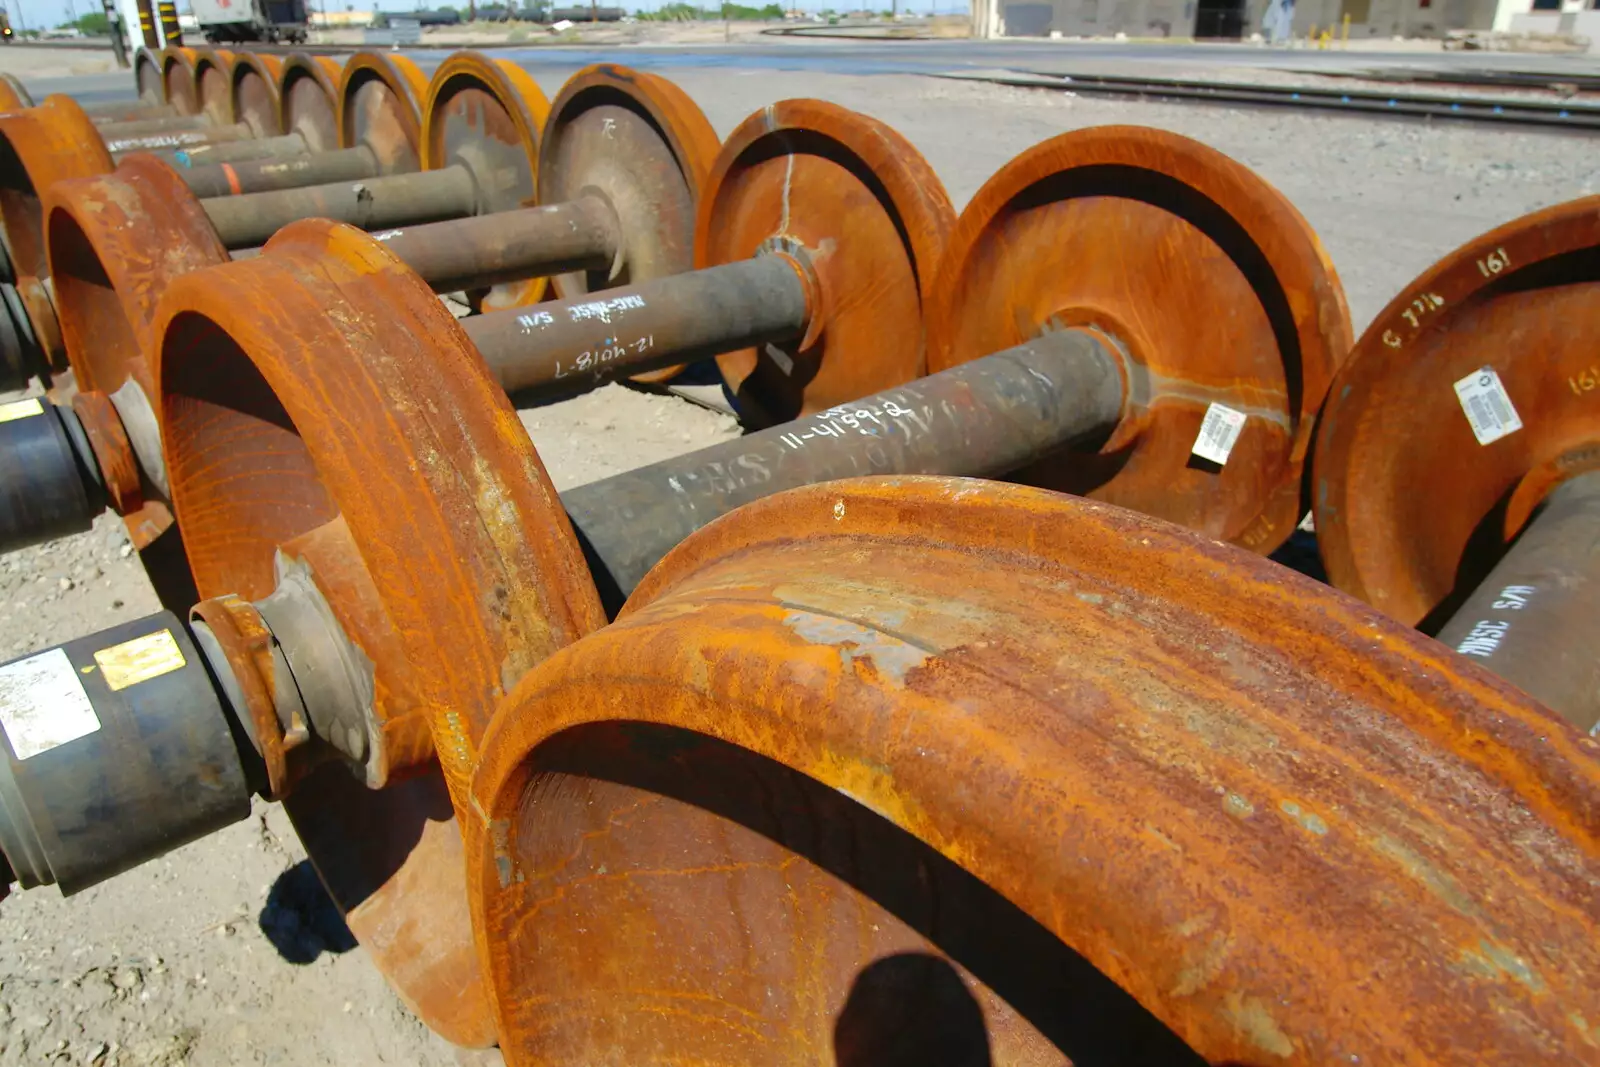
[568,294,647,324]
[552,334,655,380]
[777,400,918,451]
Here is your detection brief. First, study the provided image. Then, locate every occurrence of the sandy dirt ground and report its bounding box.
[0,43,1596,1066]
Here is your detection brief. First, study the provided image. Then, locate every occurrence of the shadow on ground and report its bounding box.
[258,860,358,964]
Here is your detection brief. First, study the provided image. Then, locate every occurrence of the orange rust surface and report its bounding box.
[44,155,229,398]
[230,53,284,136]
[15,273,66,376]
[151,218,608,1043]
[160,46,200,116]
[0,98,114,279]
[281,764,497,1047]
[342,796,497,1047]
[928,126,1351,554]
[122,498,174,552]
[72,390,143,516]
[336,52,428,171]
[699,99,954,423]
[154,217,603,792]
[470,476,1599,1066]
[537,63,721,384]
[277,53,343,153]
[192,49,236,125]
[1314,195,1600,626]
[420,52,552,312]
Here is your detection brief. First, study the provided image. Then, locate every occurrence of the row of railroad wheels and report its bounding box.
[0,45,1596,1067]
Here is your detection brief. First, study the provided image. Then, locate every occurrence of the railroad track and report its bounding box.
[1349,65,1600,96]
[941,66,1600,130]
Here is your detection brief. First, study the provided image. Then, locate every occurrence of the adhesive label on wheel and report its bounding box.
[0,648,99,760]
[94,629,185,692]
[1191,402,1248,466]
[1453,368,1522,446]
[0,398,42,423]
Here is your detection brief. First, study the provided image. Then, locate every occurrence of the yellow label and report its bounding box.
[93,630,186,692]
[0,398,43,423]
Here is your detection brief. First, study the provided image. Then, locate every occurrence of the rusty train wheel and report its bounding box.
[422,52,552,312]
[43,155,227,611]
[699,99,953,425]
[45,154,228,398]
[154,218,602,791]
[1313,195,1600,628]
[537,63,720,384]
[160,46,200,117]
[150,218,606,1045]
[0,98,113,280]
[191,48,235,126]
[134,48,164,105]
[0,74,30,112]
[337,52,429,173]
[469,475,1600,1066]
[927,126,1350,554]
[277,53,343,154]
[230,53,283,137]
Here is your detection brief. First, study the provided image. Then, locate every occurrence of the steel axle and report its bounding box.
[1433,469,1600,733]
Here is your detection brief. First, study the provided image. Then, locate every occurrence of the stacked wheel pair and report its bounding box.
[138,47,343,146]
[0,48,359,391]
[137,109,1376,1058]
[1313,195,1600,736]
[4,61,1597,1064]
[151,116,1596,1061]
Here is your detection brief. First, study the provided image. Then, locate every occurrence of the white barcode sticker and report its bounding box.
[1453,368,1522,446]
[1191,403,1248,466]
[0,398,43,423]
[0,648,100,760]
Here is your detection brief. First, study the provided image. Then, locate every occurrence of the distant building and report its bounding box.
[973,0,1598,43]
[309,8,377,24]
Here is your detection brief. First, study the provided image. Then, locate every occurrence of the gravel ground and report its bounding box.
[0,45,1596,1066]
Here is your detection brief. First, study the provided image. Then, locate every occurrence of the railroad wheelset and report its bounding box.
[1313,194,1600,735]
[0,51,430,395]
[23,98,944,1040]
[0,48,350,252]
[192,48,237,125]
[0,105,1352,1043]
[0,62,712,618]
[0,52,1596,1065]
[79,121,1324,1042]
[136,51,405,172]
[0,50,351,389]
[468,476,1599,1065]
[148,51,425,194]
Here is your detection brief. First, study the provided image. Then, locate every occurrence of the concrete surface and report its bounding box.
[0,42,1596,1066]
